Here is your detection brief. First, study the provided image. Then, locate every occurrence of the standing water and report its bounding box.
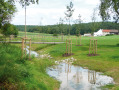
[26,46,38,57]
[46,58,114,90]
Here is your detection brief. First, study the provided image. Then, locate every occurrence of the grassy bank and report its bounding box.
[31,35,119,89]
[0,44,59,90]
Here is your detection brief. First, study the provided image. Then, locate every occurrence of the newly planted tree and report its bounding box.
[65,1,74,36]
[58,18,64,41]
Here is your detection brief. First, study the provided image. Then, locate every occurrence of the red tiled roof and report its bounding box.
[102,30,110,32]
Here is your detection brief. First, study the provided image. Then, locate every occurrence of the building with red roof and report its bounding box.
[94,29,119,36]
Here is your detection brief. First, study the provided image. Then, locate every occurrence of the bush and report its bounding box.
[105,34,114,36]
[53,33,58,37]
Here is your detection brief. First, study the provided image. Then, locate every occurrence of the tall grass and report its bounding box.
[0,44,59,89]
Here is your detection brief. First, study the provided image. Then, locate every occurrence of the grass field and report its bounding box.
[28,33,119,89]
[1,31,119,89]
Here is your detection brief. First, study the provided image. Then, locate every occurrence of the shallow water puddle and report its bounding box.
[26,46,39,57]
[47,60,114,90]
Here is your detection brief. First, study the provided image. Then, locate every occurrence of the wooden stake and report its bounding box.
[68,40,70,55]
[29,39,31,60]
[94,40,96,54]
[71,39,72,54]
[80,35,81,45]
[66,39,67,54]
[96,40,97,54]
[89,40,91,54]
[25,39,26,57]
[78,36,79,45]
[76,36,77,45]
[92,40,93,54]
[22,38,24,58]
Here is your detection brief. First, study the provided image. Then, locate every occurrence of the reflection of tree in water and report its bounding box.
[57,65,62,75]
[52,64,62,75]
[65,63,71,73]
[88,70,96,84]
[73,67,83,84]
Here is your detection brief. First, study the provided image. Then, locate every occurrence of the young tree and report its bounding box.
[74,14,82,45]
[99,0,119,23]
[65,1,74,35]
[74,14,82,35]
[90,8,100,36]
[58,18,64,34]
[58,18,64,41]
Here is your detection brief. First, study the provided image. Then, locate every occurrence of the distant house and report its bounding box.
[84,33,92,37]
[110,30,119,35]
[94,29,119,36]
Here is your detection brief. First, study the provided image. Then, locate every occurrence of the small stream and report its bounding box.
[26,46,39,57]
[46,58,114,90]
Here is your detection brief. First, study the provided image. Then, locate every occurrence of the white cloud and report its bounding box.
[11,0,101,25]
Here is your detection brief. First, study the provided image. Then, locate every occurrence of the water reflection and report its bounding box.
[47,62,114,90]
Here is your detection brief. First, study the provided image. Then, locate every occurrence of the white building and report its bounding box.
[94,29,103,36]
[94,29,119,36]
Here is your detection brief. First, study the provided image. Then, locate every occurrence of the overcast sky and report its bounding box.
[11,0,101,25]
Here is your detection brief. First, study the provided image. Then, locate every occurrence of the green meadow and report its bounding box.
[30,34,119,89]
[1,31,119,89]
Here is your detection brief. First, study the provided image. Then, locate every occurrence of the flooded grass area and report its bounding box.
[47,59,114,90]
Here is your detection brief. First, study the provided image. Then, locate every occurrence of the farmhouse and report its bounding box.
[94,29,119,36]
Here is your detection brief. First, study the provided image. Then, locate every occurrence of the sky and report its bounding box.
[11,0,101,25]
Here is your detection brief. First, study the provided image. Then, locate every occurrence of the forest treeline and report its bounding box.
[16,22,119,35]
